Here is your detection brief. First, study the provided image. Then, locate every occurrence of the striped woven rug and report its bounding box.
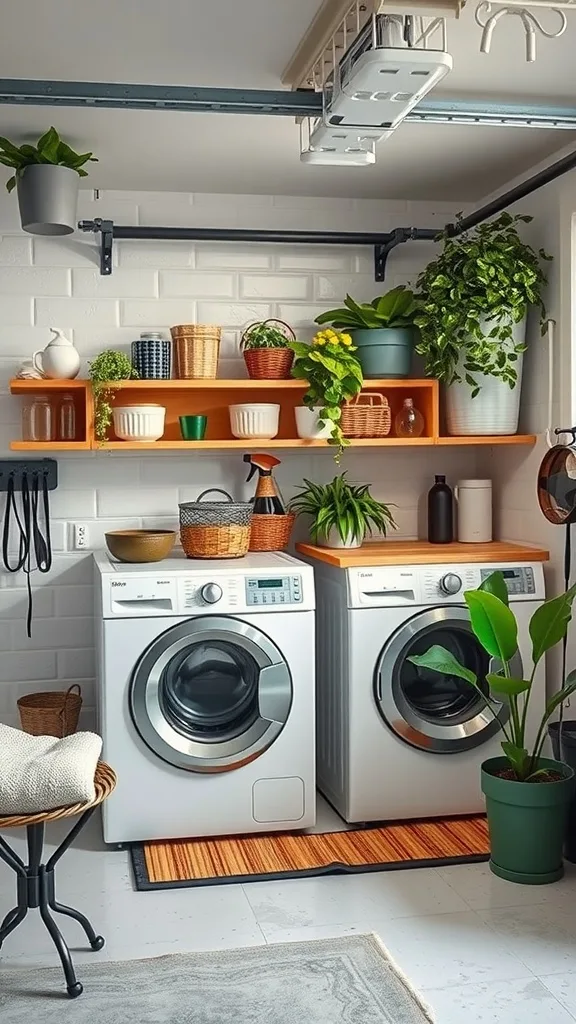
[131,815,490,890]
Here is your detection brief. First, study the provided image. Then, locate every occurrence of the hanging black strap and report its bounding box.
[1,471,53,638]
[560,521,572,733]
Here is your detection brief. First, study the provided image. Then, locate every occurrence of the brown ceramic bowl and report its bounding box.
[105,529,176,563]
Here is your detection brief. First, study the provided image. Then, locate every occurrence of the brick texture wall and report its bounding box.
[0,188,477,727]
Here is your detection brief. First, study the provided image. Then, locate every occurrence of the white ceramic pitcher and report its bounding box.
[33,328,80,380]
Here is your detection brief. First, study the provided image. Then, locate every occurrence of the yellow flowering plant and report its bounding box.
[290,329,363,458]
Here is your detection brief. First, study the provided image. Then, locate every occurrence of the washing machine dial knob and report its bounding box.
[201,582,223,604]
[439,573,462,595]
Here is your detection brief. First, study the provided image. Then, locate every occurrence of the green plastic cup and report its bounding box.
[180,415,207,440]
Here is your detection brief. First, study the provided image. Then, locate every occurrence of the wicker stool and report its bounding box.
[0,761,116,998]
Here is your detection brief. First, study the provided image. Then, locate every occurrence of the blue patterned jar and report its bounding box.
[131,333,171,379]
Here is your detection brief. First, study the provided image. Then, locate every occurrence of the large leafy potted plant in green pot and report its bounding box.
[415,213,551,436]
[315,285,418,379]
[290,329,363,458]
[409,571,576,884]
[289,473,397,548]
[0,127,97,236]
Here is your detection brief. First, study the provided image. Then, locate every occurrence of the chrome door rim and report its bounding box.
[130,616,292,772]
[375,606,515,753]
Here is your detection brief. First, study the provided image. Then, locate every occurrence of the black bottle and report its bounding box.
[428,475,453,544]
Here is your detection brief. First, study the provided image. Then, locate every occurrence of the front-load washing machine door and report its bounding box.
[130,616,292,772]
[375,607,519,753]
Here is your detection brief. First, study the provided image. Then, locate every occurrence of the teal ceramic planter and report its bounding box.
[481,756,575,885]
[350,327,414,379]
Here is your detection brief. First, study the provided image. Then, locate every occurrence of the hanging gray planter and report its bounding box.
[17,165,79,236]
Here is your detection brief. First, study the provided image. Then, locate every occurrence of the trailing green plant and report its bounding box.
[315,285,418,331]
[0,127,98,193]
[240,319,294,350]
[88,350,138,441]
[415,213,552,396]
[408,570,576,781]
[289,473,397,545]
[290,329,363,459]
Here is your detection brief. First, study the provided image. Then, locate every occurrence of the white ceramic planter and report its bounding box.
[294,406,333,440]
[113,404,166,442]
[229,403,280,439]
[445,317,526,436]
[317,527,365,549]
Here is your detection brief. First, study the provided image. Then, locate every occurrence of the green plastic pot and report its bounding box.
[481,756,575,885]
[350,327,414,379]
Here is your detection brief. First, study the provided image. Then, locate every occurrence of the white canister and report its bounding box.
[455,479,492,543]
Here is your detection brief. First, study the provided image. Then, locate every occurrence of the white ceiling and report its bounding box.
[1,0,575,200]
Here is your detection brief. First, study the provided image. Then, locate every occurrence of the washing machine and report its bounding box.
[311,559,546,823]
[93,550,316,844]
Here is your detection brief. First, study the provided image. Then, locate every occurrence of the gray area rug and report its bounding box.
[0,934,434,1022]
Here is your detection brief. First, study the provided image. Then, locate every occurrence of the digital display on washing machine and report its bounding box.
[258,579,283,588]
[480,567,535,594]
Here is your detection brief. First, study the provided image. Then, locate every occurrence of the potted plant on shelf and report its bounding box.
[409,571,576,884]
[415,212,552,436]
[89,350,138,442]
[289,473,397,549]
[290,329,363,458]
[315,285,419,379]
[0,127,98,236]
[240,319,295,379]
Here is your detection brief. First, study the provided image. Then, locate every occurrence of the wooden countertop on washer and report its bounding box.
[295,540,550,568]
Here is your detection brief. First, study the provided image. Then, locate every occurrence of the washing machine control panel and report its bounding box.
[245,575,302,606]
[480,566,535,595]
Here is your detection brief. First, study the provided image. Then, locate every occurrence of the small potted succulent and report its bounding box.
[240,319,295,380]
[0,127,97,236]
[315,286,419,379]
[290,329,363,458]
[409,571,576,884]
[89,350,138,442]
[415,213,552,435]
[289,473,397,548]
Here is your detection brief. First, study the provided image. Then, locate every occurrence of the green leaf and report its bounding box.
[486,674,530,697]
[464,590,518,661]
[529,584,576,665]
[407,645,477,684]
[478,570,509,607]
[501,741,529,778]
[5,175,16,193]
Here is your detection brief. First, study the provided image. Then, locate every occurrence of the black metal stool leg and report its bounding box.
[45,868,104,951]
[38,893,83,998]
[0,905,28,945]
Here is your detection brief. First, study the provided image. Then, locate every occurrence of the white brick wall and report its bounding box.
[0,187,474,727]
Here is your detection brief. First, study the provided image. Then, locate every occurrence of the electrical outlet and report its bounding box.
[74,524,89,550]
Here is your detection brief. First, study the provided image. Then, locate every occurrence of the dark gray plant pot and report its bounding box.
[17,165,79,236]
[350,327,414,379]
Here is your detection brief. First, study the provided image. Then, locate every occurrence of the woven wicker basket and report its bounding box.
[170,324,221,379]
[341,392,391,439]
[241,319,296,380]
[17,684,82,738]
[179,488,253,559]
[249,513,295,552]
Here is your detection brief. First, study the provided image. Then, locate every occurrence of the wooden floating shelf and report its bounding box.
[7,377,537,451]
[296,539,550,568]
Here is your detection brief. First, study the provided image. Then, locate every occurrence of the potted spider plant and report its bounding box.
[415,213,552,435]
[89,350,138,442]
[315,285,418,379]
[240,319,295,380]
[290,329,363,459]
[409,571,576,884]
[0,127,97,236]
[289,473,397,548]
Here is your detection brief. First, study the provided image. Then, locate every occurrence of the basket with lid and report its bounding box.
[179,489,253,559]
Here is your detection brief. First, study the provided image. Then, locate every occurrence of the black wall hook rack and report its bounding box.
[0,459,58,492]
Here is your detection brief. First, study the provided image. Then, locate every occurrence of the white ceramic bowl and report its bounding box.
[295,405,333,440]
[113,404,166,442]
[229,403,280,439]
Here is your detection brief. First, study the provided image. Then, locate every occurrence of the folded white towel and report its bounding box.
[0,724,103,816]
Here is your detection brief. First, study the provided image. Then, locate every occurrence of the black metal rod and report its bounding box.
[111,225,401,246]
[451,147,576,235]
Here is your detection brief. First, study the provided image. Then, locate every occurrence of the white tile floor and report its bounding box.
[2,804,576,1022]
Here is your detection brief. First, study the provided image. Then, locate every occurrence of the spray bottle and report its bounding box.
[244,453,286,515]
